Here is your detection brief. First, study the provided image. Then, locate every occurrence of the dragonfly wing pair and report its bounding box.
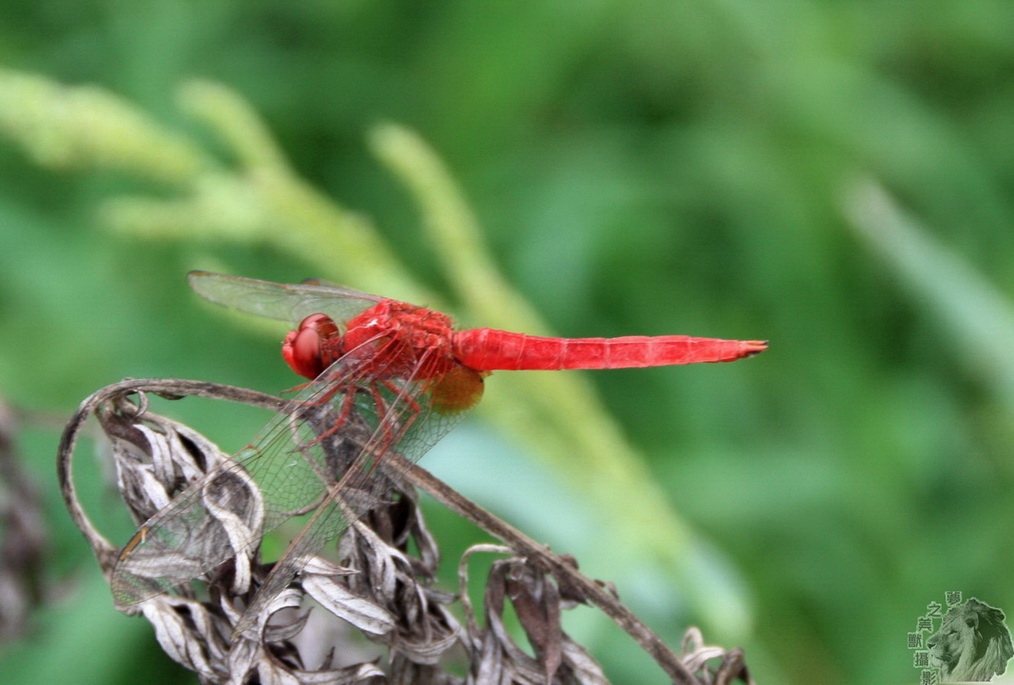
[111,274,484,631]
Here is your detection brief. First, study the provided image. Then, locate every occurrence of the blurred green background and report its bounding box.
[2,2,1014,683]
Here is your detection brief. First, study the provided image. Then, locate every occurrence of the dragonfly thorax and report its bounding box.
[343,300,457,376]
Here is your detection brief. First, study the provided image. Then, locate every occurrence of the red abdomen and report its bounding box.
[452,329,767,371]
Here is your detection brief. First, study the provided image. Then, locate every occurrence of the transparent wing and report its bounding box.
[187,271,384,327]
[110,336,485,612]
[231,354,485,634]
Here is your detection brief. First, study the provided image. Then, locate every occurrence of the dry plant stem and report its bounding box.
[57,378,706,683]
[396,455,698,685]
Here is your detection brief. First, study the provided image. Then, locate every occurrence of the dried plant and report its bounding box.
[0,398,48,641]
[58,378,752,684]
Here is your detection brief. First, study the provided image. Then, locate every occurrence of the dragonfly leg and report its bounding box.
[379,378,422,413]
[301,384,358,450]
[368,380,422,447]
[367,382,388,419]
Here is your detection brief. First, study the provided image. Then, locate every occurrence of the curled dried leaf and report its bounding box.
[680,627,754,685]
[58,380,470,683]
[458,545,609,684]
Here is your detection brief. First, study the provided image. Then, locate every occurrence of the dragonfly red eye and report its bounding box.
[283,313,341,379]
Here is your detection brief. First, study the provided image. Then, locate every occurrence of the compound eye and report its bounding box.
[282,314,339,379]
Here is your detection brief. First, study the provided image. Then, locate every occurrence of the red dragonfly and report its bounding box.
[111,272,765,632]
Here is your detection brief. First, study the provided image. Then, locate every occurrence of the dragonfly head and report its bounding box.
[283,313,342,379]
